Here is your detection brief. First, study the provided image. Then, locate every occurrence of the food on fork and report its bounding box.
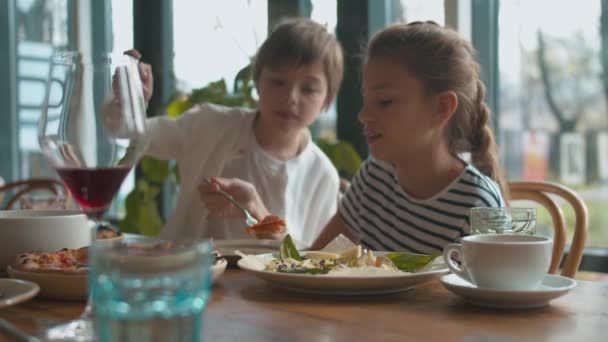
[246,215,287,239]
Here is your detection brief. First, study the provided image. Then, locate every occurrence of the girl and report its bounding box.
[113,18,344,247]
[313,21,507,253]
[210,21,506,254]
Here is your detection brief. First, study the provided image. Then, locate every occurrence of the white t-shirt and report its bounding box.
[145,103,340,248]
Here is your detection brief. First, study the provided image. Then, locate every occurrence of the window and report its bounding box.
[9,0,134,216]
[173,0,267,91]
[498,0,608,249]
[311,0,338,140]
[394,0,444,25]
[316,0,445,141]
[16,0,69,180]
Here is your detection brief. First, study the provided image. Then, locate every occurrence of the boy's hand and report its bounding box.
[122,49,154,103]
[198,177,270,222]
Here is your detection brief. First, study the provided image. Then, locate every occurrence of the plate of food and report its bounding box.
[237,235,448,295]
[7,246,89,300]
[8,237,227,300]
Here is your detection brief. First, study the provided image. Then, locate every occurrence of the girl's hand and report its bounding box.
[122,49,154,103]
[198,177,270,222]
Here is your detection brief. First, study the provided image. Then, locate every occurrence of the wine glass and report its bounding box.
[38,50,148,340]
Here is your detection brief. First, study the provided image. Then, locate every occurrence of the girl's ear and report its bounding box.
[436,90,458,125]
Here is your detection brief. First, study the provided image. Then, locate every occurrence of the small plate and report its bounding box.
[440,273,577,309]
[7,266,87,301]
[214,239,280,266]
[212,258,227,282]
[238,252,449,295]
[0,278,40,308]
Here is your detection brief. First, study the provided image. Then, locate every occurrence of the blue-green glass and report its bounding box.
[90,236,213,342]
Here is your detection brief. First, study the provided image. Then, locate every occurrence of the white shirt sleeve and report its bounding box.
[145,104,235,162]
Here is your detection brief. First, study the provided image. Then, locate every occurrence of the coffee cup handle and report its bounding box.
[443,243,471,282]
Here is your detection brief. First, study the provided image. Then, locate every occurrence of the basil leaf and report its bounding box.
[386,252,437,272]
[279,234,302,261]
[277,267,329,275]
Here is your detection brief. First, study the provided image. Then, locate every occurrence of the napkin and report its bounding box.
[319,234,356,253]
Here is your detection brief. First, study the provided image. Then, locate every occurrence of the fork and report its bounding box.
[204,178,259,226]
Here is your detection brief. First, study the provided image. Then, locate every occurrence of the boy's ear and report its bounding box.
[436,90,458,124]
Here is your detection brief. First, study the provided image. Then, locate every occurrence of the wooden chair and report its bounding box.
[509,181,588,278]
[0,178,67,210]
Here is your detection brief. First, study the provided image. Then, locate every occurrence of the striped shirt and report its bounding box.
[339,158,505,255]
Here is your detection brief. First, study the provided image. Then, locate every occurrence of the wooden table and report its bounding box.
[1,269,607,341]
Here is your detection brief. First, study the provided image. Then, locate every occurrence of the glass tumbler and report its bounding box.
[469,207,537,236]
[89,236,213,342]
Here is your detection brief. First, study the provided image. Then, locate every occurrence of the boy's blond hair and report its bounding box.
[252,17,344,108]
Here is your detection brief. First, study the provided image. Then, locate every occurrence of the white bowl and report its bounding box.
[0,210,91,272]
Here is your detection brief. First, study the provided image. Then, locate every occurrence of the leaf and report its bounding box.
[385,252,437,272]
[118,179,163,236]
[277,267,329,275]
[279,234,302,261]
[141,157,170,183]
[166,95,193,118]
[118,187,140,234]
[315,138,363,180]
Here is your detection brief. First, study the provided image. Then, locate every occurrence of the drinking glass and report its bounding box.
[38,50,148,341]
[89,236,213,342]
[469,207,537,236]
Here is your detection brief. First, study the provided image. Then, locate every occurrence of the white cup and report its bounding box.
[443,234,552,290]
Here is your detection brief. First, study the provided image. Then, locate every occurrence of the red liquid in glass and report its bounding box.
[57,167,131,209]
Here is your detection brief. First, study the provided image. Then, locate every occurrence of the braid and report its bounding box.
[471,79,510,201]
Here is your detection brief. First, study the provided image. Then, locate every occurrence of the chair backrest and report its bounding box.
[0,178,67,210]
[508,181,588,278]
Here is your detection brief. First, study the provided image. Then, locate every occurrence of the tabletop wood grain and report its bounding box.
[1,269,607,341]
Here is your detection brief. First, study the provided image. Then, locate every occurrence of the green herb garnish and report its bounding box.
[386,252,437,272]
[279,234,302,261]
[277,267,329,275]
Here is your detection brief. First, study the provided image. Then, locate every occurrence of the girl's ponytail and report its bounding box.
[471,79,510,201]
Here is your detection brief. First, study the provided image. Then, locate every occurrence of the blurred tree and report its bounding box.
[536,30,599,132]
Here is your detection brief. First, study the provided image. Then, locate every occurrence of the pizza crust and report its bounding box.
[13,247,88,274]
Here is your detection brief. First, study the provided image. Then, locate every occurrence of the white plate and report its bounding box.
[214,240,281,266]
[212,258,227,282]
[0,278,40,308]
[8,256,227,301]
[440,273,577,309]
[237,252,449,295]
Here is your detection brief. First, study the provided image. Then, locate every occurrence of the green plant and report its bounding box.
[316,137,362,180]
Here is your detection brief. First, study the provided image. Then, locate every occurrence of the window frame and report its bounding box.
[472,0,608,272]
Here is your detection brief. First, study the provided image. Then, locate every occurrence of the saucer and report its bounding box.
[0,278,40,308]
[440,273,577,309]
